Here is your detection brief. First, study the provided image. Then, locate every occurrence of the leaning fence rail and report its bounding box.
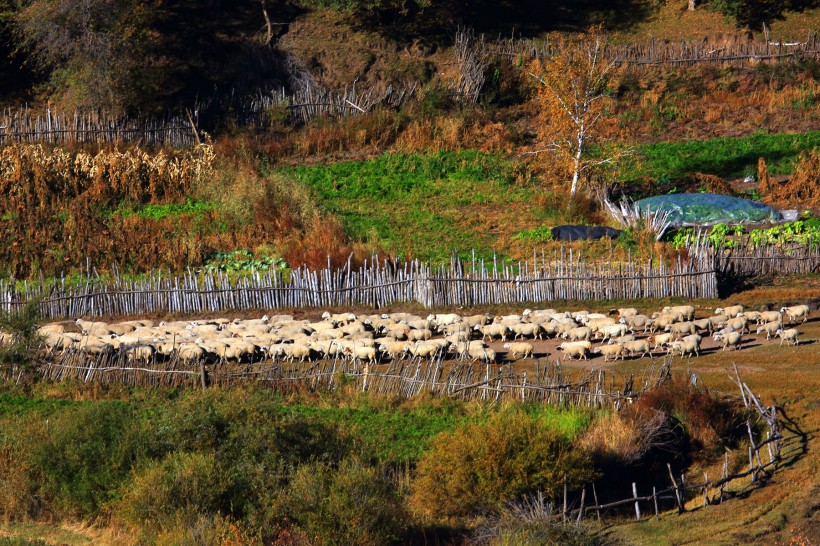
[16,351,661,410]
[0,250,718,319]
[564,366,783,524]
[685,238,820,277]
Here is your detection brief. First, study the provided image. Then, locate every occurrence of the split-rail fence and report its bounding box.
[0,250,718,320]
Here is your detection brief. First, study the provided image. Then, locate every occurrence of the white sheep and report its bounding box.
[623,339,653,359]
[670,340,699,358]
[664,321,696,338]
[715,305,743,319]
[756,320,782,340]
[344,345,377,364]
[594,343,625,362]
[781,305,810,324]
[562,326,592,342]
[714,331,743,351]
[479,323,509,342]
[775,328,800,346]
[502,342,534,359]
[557,341,590,360]
[596,323,628,342]
[663,305,695,321]
[510,323,542,340]
[652,334,675,351]
[759,310,782,324]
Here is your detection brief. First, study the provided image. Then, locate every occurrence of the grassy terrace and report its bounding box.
[282,131,819,263]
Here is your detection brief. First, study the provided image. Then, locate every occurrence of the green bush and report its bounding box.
[28,402,143,517]
[410,407,596,520]
[117,451,229,536]
[281,457,408,546]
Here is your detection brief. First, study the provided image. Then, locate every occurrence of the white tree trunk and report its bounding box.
[688,0,697,11]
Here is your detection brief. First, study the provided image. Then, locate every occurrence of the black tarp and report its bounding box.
[551,225,622,241]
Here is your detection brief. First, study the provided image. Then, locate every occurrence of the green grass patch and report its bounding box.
[285,150,540,263]
[626,130,820,182]
[113,198,215,220]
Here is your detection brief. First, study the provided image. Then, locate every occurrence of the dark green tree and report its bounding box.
[707,0,820,30]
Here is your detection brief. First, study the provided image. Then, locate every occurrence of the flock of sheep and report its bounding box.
[4,302,809,366]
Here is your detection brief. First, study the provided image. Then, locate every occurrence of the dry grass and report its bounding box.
[761,148,820,209]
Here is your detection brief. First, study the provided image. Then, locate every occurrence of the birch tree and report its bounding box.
[530,29,624,199]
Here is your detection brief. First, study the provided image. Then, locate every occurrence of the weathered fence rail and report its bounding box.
[710,241,820,277]
[0,107,198,148]
[0,83,418,147]
[14,350,657,409]
[0,250,718,319]
[684,236,820,278]
[491,31,820,67]
[565,367,783,523]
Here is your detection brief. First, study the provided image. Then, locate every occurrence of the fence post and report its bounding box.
[632,482,641,521]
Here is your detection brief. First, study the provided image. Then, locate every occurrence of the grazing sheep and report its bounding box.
[716,305,744,319]
[594,343,625,362]
[692,318,714,334]
[427,313,462,329]
[781,305,810,324]
[756,320,782,340]
[776,328,800,346]
[470,346,497,363]
[714,331,743,351]
[620,314,652,333]
[650,314,680,333]
[177,344,206,362]
[662,305,695,321]
[651,333,674,350]
[562,326,592,342]
[722,317,748,333]
[444,331,471,343]
[585,318,617,332]
[344,345,377,364]
[123,344,155,362]
[510,323,542,340]
[502,342,534,359]
[609,334,635,344]
[681,334,702,347]
[665,321,696,338]
[612,307,639,318]
[380,341,410,360]
[461,315,490,328]
[596,324,628,342]
[406,328,433,342]
[479,323,509,342]
[759,311,782,324]
[557,341,591,360]
[670,340,699,358]
[623,339,653,359]
[742,311,762,324]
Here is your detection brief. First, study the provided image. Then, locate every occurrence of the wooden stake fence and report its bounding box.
[492,31,820,67]
[536,368,783,525]
[16,350,670,409]
[0,250,717,319]
[702,239,820,277]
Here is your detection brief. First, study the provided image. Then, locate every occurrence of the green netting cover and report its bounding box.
[634,193,780,227]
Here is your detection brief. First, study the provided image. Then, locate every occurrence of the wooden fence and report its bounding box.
[0,107,198,148]
[0,250,718,319]
[708,240,820,277]
[492,31,820,67]
[18,350,662,409]
[0,83,418,148]
[564,366,783,523]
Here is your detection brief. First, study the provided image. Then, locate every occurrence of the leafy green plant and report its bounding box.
[512,225,554,242]
[202,250,287,273]
[668,228,694,250]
